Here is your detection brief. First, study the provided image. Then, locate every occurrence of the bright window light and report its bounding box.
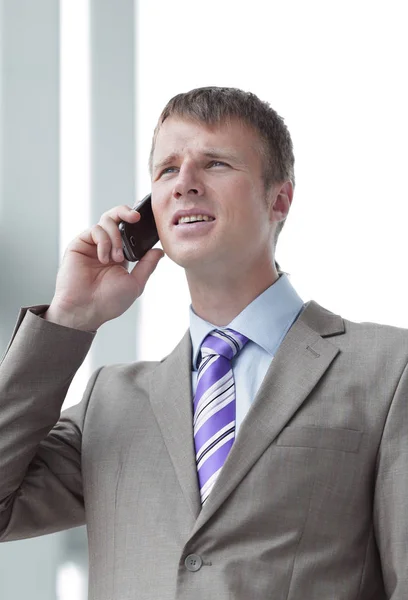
[136,0,408,363]
[60,0,91,408]
[57,562,87,600]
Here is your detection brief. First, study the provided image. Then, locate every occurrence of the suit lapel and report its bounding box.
[191,300,344,533]
[149,331,201,519]
[148,300,345,532]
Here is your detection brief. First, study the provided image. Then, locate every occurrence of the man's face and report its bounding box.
[151,116,279,276]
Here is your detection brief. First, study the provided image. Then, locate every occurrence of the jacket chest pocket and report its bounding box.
[276,425,362,453]
[274,426,368,524]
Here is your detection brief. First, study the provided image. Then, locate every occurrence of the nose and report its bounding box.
[173,163,204,199]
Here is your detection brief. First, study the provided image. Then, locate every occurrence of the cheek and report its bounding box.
[153,215,167,240]
[151,196,167,231]
[228,198,268,230]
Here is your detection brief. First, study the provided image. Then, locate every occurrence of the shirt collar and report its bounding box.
[189,274,305,370]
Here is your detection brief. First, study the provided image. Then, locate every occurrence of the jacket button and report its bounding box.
[184,554,203,572]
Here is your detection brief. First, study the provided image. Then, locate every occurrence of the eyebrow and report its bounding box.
[203,149,242,163]
[153,153,179,173]
[153,148,243,173]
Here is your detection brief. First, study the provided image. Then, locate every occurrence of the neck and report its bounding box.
[186,260,279,326]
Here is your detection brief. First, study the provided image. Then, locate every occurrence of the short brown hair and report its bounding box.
[150,86,295,254]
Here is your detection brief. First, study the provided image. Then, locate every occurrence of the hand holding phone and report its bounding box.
[45,202,163,332]
[119,194,160,261]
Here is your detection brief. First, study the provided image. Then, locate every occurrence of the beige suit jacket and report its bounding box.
[1,301,408,599]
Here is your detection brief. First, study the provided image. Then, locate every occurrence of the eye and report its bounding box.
[160,166,179,176]
[208,160,228,168]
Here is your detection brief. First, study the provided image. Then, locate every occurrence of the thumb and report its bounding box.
[129,247,165,291]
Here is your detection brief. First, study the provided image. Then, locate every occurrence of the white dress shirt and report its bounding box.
[189,274,305,433]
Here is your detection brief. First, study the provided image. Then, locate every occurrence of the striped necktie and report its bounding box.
[193,328,249,504]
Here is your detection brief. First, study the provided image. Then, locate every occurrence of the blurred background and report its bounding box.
[0,0,407,597]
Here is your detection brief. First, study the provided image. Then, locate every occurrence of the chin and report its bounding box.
[166,253,206,270]
[164,245,215,271]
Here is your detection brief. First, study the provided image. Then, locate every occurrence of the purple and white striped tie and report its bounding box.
[193,329,249,504]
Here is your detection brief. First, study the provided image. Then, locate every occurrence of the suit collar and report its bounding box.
[189,274,305,369]
[298,300,345,338]
[149,300,345,530]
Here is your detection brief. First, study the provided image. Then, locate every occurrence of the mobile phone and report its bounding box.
[119,194,160,261]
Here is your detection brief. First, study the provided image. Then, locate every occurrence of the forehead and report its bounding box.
[152,116,263,167]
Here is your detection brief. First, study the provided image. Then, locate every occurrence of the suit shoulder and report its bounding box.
[343,314,408,340]
[305,299,408,360]
[92,359,162,387]
[339,313,408,364]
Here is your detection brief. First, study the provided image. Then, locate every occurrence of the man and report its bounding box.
[0,87,407,600]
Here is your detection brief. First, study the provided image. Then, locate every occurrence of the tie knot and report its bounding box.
[200,328,249,362]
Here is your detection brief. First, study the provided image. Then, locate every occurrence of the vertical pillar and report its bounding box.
[89,0,139,370]
[0,0,60,351]
[0,2,62,598]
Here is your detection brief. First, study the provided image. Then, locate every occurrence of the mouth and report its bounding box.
[172,210,216,226]
[177,214,215,225]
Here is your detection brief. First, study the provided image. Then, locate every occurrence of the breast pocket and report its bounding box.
[274,426,366,526]
[276,426,363,453]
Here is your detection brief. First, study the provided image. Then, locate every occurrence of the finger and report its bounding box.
[100,206,142,262]
[90,224,113,264]
[129,248,165,292]
[67,228,94,253]
[98,214,126,262]
[68,228,101,259]
[102,204,141,225]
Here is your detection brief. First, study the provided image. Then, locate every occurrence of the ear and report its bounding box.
[268,181,294,223]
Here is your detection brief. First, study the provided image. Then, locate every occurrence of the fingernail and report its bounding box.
[115,248,124,261]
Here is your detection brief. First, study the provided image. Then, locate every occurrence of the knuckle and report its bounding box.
[109,205,130,218]
[92,224,109,242]
[98,214,111,227]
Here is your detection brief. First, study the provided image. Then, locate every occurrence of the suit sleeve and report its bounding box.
[374,357,408,598]
[0,307,96,541]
